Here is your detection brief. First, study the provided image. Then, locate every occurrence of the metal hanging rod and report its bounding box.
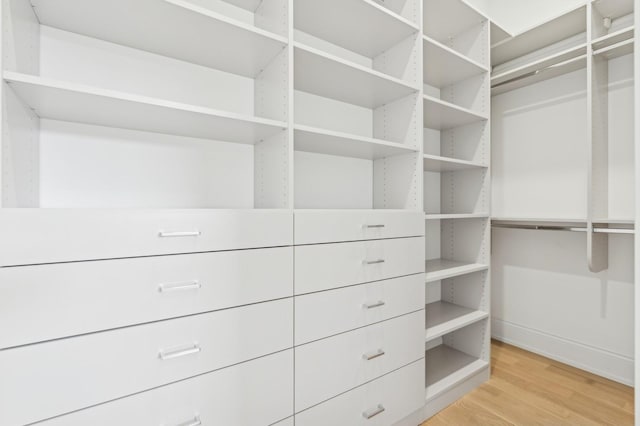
[491,54,586,89]
[491,223,635,234]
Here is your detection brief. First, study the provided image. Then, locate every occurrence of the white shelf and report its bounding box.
[423,36,488,88]
[492,217,587,227]
[593,0,634,20]
[4,72,286,144]
[423,95,487,130]
[294,0,419,58]
[592,26,634,51]
[492,54,587,96]
[593,218,635,225]
[491,22,512,48]
[30,0,287,78]
[224,0,262,12]
[425,344,489,401]
[491,4,586,66]
[593,38,635,60]
[294,43,418,109]
[424,0,487,42]
[425,259,489,283]
[425,213,489,220]
[425,301,488,342]
[294,125,418,160]
[492,43,587,86]
[423,154,487,172]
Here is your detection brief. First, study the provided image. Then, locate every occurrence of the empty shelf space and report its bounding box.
[424,0,487,44]
[425,301,488,342]
[425,344,489,401]
[593,218,635,225]
[294,43,419,109]
[491,4,586,66]
[4,72,286,144]
[492,43,587,86]
[491,22,512,48]
[592,26,634,50]
[423,95,487,130]
[593,38,635,59]
[294,0,418,58]
[425,213,489,220]
[423,155,487,172]
[224,0,262,11]
[423,36,488,88]
[30,0,287,78]
[294,125,418,160]
[425,259,489,283]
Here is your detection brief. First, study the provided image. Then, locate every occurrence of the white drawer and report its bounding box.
[0,247,292,349]
[295,310,424,412]
[295,237,424,294]
[294,210,424,244]
[295,274,424,345]
[0,209,292,266]
[0,299,292,426]
[296,359,425,426]
[39,351,294,426]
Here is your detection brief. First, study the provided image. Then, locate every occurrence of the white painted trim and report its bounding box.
[492,318,634,386]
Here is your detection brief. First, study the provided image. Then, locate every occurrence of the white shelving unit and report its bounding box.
[425,301,488,341]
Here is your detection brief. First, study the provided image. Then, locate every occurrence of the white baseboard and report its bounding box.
[492,318,634,386]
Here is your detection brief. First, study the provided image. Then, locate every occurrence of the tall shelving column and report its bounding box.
[422,0,491,420]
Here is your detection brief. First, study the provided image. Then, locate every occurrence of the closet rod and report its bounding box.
[491,54,586,89]
[492,224,635,234]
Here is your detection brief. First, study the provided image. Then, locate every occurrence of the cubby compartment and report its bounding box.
[424,319,490,401]
[1,0,290,209]
[294,0,420,86]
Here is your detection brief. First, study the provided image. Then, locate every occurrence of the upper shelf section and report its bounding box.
[294,43,419,109]
[294,0,419,58]
[4,72,286,144]
[593,0,634,21]
[30,0,287,78]
[424,0,486,43]
[423,36,488,88]
[491,4,587,67]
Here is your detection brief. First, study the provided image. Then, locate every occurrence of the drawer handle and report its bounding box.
[159,343,201,361]
[363,259,385,265]
[158,231,201,238]
[158,280,201,293]
[364,224,386,229]
[363,404,386,420]
[363,349,385,361]
[172,415,202,426]
[363,301,386,309]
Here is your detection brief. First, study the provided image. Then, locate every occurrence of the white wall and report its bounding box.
[465,0,587,35]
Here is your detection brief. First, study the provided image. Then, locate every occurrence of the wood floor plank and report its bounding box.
[422,340,634,426]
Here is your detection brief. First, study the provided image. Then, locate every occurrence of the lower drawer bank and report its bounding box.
[38,350,294,426]
[0,298,293,426]
[295,359,425,426]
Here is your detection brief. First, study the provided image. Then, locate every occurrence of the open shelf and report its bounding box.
[425,301,488,342]
[423,154,487,172]
[491,22,512,48]
[592,26,635,50]
[294,43,418,109]
[425,259,489,283]
[425,213,489,220]
[491,4,586,66]
[592,0,634,21]
[593,38,635,59]
[224,0,262,11]
[294,124,418,160]
[30,0,288,78]
[423,95,487,130]
[425,344,489,402]
[423,0,486,44]
[4,72,286,145]
[294,0,418,58]
[423,36,488,88]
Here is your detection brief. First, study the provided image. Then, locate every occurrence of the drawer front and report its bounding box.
[40,351,294,426]
[295,359,424,426]
[295,310,424,412]
[295,237,424,294]
[295,274,424,345]
[0,299,293,426]
[0,209,293,266]
[0,247,292,349]
[294,210,424,244]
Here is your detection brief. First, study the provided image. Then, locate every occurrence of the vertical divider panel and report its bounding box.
[587,3,610,272]
[634,0,640,420]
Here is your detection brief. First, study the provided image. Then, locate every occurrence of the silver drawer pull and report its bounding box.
[158,280,201,293]
[363,259,385,265]
[363,404,385,420]
[364,224,386,229]
[363,301,386,309]
[158,230,201,238]
[363,349,385,361]
[159,343,201,360]
[172,415,201,426]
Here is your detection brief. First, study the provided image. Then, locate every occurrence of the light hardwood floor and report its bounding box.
[423,340,634,425]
